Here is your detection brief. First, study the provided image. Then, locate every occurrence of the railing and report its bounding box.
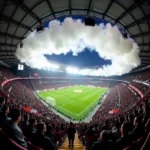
[1,77,130,88]
[133,79,150,87]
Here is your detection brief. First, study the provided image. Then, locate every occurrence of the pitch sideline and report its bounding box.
[76,89,106,116]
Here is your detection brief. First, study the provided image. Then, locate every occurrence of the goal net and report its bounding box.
[46,96,56,107]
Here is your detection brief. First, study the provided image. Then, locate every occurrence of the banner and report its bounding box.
[23,107,30,112]
[109,109,119,114]
[30,108,39,115]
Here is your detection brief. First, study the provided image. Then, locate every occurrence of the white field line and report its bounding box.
[76,89,106,116]
[60,97,74,107]
[61,101,73,107]
[56,105,77,117]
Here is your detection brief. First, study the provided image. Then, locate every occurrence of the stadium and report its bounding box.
[0,0,150,150]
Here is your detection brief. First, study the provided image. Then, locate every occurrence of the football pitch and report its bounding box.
[37,86,107,120]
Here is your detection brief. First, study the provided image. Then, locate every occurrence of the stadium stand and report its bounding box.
[92,85,118,124]
[1,0,150,149]
[117,84,139,112]
[0,67,150,150]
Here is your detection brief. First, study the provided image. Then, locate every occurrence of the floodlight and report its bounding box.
[79,69,89,76]
[91,70,100,76]
[52,64,59,69]
[66,67,79,74]
[122,32,128,39]
[84,17,96,27]
[37,21,44,33]
[20,42,23,48]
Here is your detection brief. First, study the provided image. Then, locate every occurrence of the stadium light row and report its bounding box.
[66,66,101,76]
[40,64,97,76]
[36,63,103,76]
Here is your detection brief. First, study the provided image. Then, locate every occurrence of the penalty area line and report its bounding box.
[76,89,107,116]
[56,105,79,117]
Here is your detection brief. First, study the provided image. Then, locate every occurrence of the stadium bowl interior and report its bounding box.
[0,0,150,150]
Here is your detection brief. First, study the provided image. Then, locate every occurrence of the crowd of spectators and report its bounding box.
[78,96,150,150]
[30,79,110,91]
[117,84,138,112]
[0,96,68,150]
[0,67,150,150]
[129,82,149,95]
[92,85,118,124]
[0,67,16,83]
[124,71,150,95]
[129,71,150,81]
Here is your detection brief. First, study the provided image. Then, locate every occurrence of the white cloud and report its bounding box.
[15,17,141,76]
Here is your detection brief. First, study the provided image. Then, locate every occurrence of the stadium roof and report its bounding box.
[0,0,150,70]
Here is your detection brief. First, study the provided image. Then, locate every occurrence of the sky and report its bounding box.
[44,16,112,68]
[45,49,111,67]
[16,16,140,76]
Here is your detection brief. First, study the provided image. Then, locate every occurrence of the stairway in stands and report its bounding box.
[59,134,85,150]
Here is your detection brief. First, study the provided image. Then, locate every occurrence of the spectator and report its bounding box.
[60,124,64,130]
[111,123,121,142]
[142,106,149,125]
[66,122,76,148]
[3,108,28,149]
[91,130,112,150]
[23,118,37,139]
[21,114,29,129]
[114,122,132,150]
[46,125,57,144]
[86,125,95,136]
[0,97,5,112]
[128,114,134,132]
[31,122,56,150]
[131,117,145,141]
[0,105,10,127]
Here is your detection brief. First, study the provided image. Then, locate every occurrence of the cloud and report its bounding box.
[15,17,141,76]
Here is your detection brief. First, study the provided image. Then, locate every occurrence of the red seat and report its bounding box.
[54,131,62,143]
[123,142,137,150]
[0,128,8,149]
[86,135,96,149]
[137,135,146,143]
[136,134,147,149]
[141,132,150,150]
[124,134,147,150]
[27,142,43,150]
[8,138,27,150]
[145,118,150,131]
[60,130,65,137]
[0,128,27,150]
[24,136,28,142]
[0,128,7,140]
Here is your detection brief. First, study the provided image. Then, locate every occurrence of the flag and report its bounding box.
[30,108,39,115]
[109,110,114,114]
[113,109,119,113]
[24,107,30,112]
[109,109,119,114]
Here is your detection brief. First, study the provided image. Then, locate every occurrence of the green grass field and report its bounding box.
[37,86,107,120]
